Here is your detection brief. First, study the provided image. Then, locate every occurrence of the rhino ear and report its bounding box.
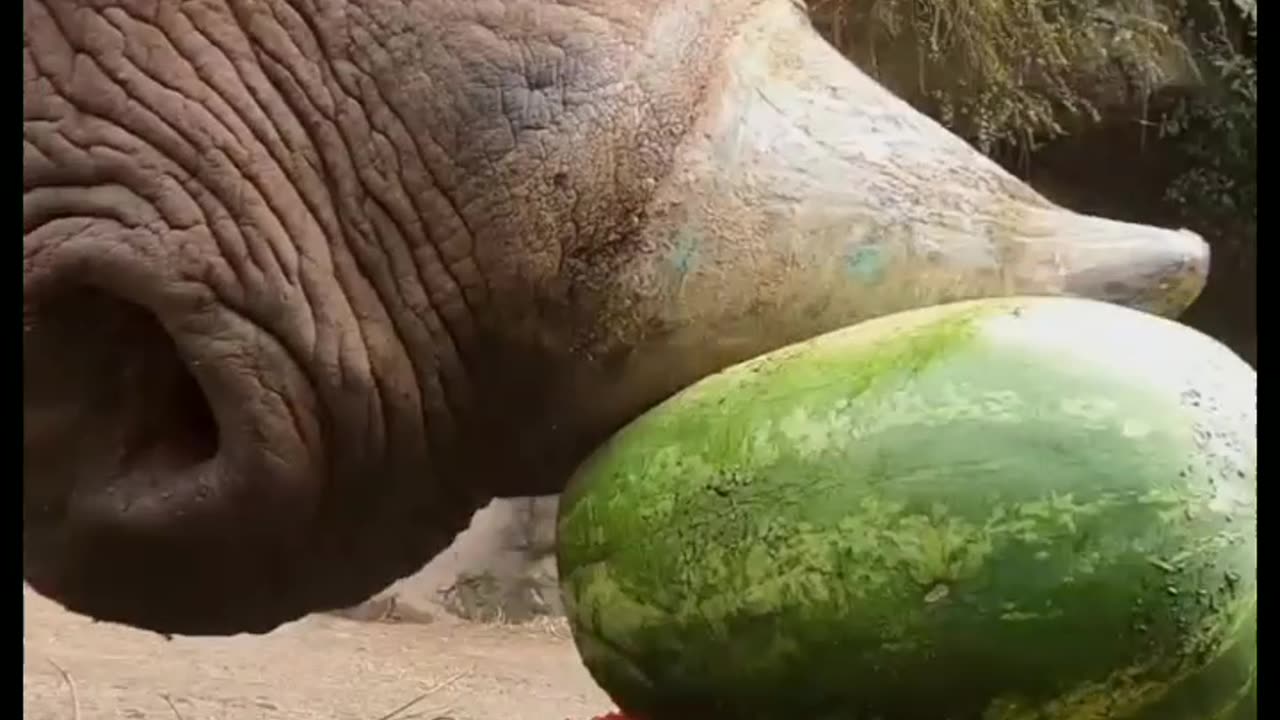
[23,245,326,635]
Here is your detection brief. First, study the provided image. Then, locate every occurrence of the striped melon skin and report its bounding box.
[557,296,1255,720]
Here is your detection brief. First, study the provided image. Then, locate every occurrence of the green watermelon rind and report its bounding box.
[557,297,1256,720]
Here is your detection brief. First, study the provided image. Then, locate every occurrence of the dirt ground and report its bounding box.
[23,586,614,720]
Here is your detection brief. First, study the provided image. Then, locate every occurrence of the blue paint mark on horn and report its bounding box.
[844,244,887,285]
[669,229,700,277]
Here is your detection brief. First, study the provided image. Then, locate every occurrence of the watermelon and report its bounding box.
[557,296,1256,720]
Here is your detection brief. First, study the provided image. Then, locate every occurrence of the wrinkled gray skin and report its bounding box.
[23,0,1209,635]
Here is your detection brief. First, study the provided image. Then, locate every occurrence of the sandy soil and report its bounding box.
[23,586,614,720]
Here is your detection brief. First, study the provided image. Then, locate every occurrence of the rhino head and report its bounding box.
[24,0,1207,634]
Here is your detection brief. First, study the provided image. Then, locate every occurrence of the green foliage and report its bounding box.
[1158,0,1256,255]
[810,0,1256,257]
[811,0,1191,152]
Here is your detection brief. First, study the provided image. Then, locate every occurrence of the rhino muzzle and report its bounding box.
[23,224,326,634]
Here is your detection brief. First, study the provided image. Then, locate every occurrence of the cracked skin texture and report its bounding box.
[25,0,738,634]
[558,297,1256,720]
[26,0,1210,635]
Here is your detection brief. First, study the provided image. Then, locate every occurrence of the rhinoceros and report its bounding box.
[23,0,1208,635]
